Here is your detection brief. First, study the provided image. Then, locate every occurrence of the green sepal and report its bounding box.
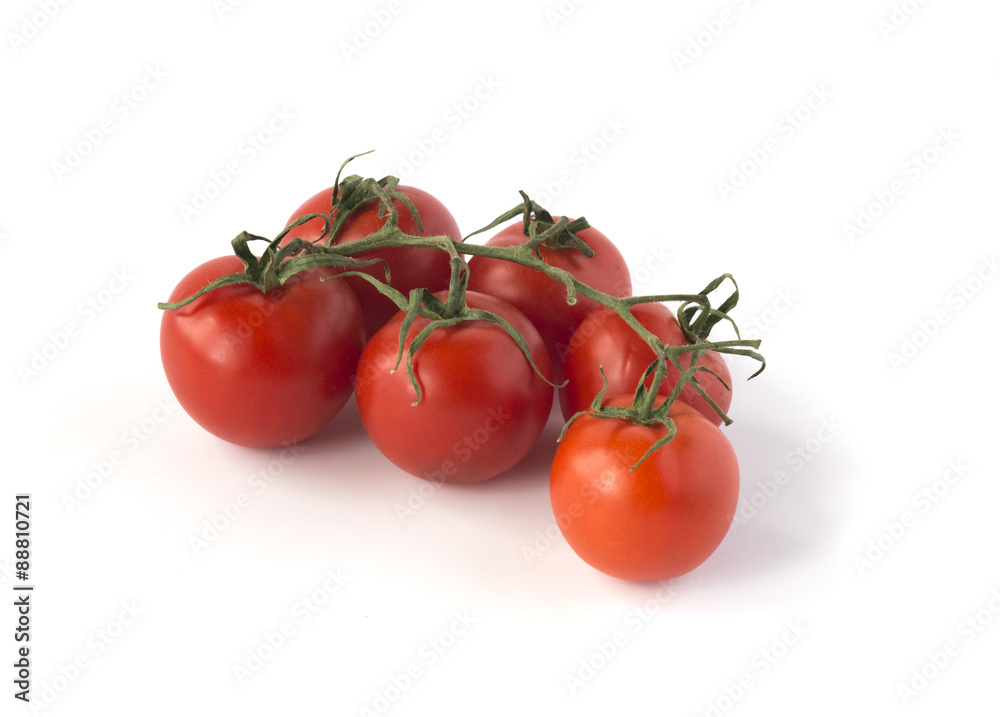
[156,271,260,311]
[462,191,595,258]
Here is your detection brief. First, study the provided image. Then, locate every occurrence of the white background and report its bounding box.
[3,0,999,715]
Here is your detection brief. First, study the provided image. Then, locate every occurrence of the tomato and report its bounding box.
[465,219,631,377]
[285,184,461,338]
[160,255,365,448]
[354,290,553,484]
[550,396,739,581]
[560,302,732,426]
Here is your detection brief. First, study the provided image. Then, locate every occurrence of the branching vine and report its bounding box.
[159,155,766,468]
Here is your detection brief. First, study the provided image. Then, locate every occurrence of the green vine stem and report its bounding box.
[304,196,765,393]
[159,163,766,467]
[155,216,394,311]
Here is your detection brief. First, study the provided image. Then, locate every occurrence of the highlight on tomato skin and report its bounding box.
[159,255,365,448]
[559,302,733,426]
[353,290,554,485]
[284,183,462,338]
[549,397,740,582]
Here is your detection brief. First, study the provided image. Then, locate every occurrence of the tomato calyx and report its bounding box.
[556,363,686,471]
[623,275,766,412]
[389,256,560,406]
[157,220,387,311]
[465,191,595,261]
[559,352,747,471]
[282,150,431,249]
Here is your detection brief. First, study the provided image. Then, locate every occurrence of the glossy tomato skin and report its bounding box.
[560,303,732,426]
[355,291,553,484]
[160,255,365,448]
[465,220,631,377]
[285,184,461,338]
[550,397,739,581]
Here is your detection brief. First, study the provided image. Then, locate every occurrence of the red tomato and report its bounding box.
[560,302,732,426]
[354,291,553,484]
[550,396,739,581]
[465,219,631,377]
[160,255,364,448]
[285,184,461,338]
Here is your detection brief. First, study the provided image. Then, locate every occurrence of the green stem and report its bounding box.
[321,230,763,416]
[159,162,766,467]
[442,256,470,319]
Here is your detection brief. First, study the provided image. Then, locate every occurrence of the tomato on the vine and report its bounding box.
[160,255,365,448]
[285,184,461,337]
[354,290,553,484]
[465,219,631,376]
[550,396,739,581]
[560,302,732,426]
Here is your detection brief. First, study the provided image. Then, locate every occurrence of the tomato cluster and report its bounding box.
[158,161,763,582]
